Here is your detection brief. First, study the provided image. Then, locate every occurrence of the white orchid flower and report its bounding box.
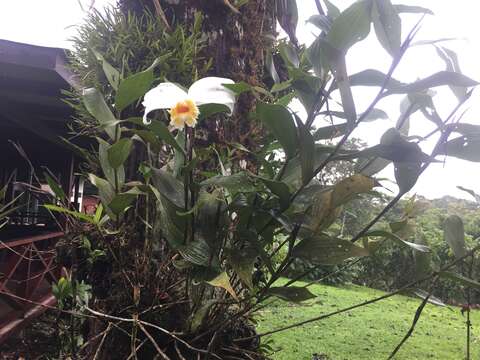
[142,77,236,129]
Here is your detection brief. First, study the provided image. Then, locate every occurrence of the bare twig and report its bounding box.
[137,321,171,360]
[387,276,439,359]
[152,0,172,31]
[93,323,112,360]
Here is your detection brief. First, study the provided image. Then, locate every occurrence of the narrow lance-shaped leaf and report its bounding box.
[414,235,432,280]
[228,248,257,290]
[327,0,372,52]
[440,134,480,162]
[444,214,467,259]
[44,172,66,200]
[439,271,480,291]
[395,161,422,194]
[91,49,120,91]
[296,117,315,186]
[276,0,299,44]
[107,138,132,169]
[128,117,185,156]
[115,58,161,112]
[372,0,401,58]
[256,102,298,159]
[292,234,369,265]
[457,186,480,204]
[83,88,117,140]
[365,230,430,252]
[393,4,433,15]
[435,46,467,100]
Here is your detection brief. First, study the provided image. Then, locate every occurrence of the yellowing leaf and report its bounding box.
[331,174,376,207]
[207,272,238,300]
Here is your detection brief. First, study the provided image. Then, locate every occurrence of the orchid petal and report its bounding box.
[142,82,188,124]
[187,77,236,114]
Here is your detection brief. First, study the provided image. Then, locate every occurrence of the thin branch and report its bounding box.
[152,0,172,31]
[315,0,326,15]
[93,323,112,360]
[387,276,439,359]
[137,321,171,360]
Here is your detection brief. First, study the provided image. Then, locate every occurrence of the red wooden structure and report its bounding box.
[0,39,80,344]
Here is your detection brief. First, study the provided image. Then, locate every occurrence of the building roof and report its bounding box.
[0,39,79,164]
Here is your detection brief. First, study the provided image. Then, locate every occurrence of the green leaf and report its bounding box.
[91,49,120,91]
[151,168,185,208]
[198,103,232,120]
[89,174,115,206]
[320,108,388,122]
[97,138,125,187]
[271,80,292,93]
[257,176,291,210]
[330,52,357,128]
[266,286,316,302]
[190,300,216,332]
[365,230,430,252]
[256,102,298,159]
[347,69,405,90]
[282,145,331,189]
[292,234,369,265]
[115,58,160,112]
[82,88,117,140]
[179,240,212,267]
[276,0,298,44]
[357,157,390,176]
[372,0,401,57]
[457,186,480,204]
[393,4,433,15]
[384,71,478,95]
[354,128,432,163]
[223,81,252,95]
[444,215,466,259]
[108,192,137,215]
[439,272,480,290]
[201,172,255,195]
[435,46,466,100]
[414,235,432,280]
[228,247,257,290]
[324,0,341,19]
[306,14,332,32]
[44,204,94,224]
[306,37,328,77]
[129,117,185,156]
[440,134,480,162]
[395,161,422,194]
[279,41,300,68]
[313,123,349,140]
[266,50,280,83]
[327,0,372,52]
[297,120,315,186]
[412,289,445,307]
[107,138,132,169]
[44,173,66,200]
[451,123,480,136]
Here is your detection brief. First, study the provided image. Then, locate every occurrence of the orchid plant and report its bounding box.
[51,0,480,358]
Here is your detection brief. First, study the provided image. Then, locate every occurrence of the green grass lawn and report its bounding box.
[256,280,480,359]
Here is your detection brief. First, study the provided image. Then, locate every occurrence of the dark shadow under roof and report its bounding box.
[0,39,81,164]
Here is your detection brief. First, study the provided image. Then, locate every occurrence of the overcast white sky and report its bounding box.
[1,0,479,200]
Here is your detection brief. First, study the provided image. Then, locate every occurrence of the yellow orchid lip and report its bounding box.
[169,99,200,129]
